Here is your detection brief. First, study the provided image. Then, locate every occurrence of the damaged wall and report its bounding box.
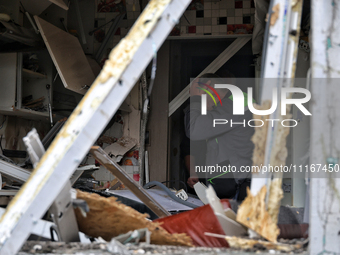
[309,0,340,253]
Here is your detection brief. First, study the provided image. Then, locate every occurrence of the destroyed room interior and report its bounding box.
[0,0,339,254]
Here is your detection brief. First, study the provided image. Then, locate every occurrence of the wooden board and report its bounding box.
[34,16,95,95]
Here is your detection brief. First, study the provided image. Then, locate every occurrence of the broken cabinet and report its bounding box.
[0,49,53,121]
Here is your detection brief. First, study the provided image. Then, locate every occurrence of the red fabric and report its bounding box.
[154,199,231,247]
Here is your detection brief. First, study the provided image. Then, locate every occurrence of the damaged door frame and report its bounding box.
[0,0,191,254]
[168,35,252,117]
[250,0,304,200]
[238,1,304,240]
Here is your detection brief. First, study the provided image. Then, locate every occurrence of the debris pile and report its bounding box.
[75,190,193,246]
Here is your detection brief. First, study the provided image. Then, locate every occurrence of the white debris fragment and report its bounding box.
[33,244,42,251]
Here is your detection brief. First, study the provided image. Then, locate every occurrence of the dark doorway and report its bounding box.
[167,38,254,192]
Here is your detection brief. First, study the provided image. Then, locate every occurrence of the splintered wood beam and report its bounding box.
[168,36,251,117]
[241,0,304,242]
[90,146,170,218]
[236,186,280,243]
[0,0,191,254]
[262,0,304,226]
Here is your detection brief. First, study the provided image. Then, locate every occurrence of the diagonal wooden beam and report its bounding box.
[168,36,251,117]
[0,0,190,254]
[90,146,170,218]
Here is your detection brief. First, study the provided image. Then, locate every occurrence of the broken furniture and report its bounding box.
[0,20,43,51]
[90,145,203,216]
[90,146,170,218]
[34,16,96,95]
[91,146,203,218]
[30,15,132,112]
[0,50,53,121]
[0,121,66,197]
[0,128,91,242]
[22,128,82,243]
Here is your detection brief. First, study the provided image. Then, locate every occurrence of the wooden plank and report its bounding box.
[34,16,95,95]
[90,146,170,218]
[0,0,191,252]
[168,36,251,116]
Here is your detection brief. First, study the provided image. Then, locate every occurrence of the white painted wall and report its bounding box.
[309,0,340,253]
